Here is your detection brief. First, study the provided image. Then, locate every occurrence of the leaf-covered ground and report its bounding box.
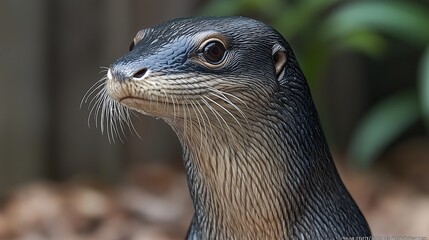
[0,140,428,240]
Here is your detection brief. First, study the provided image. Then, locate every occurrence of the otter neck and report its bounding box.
[167,87,341,239]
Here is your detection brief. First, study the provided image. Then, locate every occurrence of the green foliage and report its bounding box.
[272,0,337,37]
[202,0,429,167]
[323,1,429,46]
[348,92,420,168]
[326,1,429,166]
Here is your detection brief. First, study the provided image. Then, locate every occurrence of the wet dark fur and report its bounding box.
[98,16,371,239]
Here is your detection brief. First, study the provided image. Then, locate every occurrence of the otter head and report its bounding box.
[103,16,298,136]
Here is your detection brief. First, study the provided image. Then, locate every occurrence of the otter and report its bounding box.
[84,16,371,239]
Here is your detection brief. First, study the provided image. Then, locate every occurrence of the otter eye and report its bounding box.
[129,41,135,52]
[202,40,226,64]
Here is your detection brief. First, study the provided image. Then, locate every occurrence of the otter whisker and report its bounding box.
[87,89,106,128]
[86,81,107,107]
[109,96,140,143]
[182,97,187,136]
[101,94,119,143]
[190,100,204,152]
[87,84,107,118]
[156,94,159,109]
[161,89,169,111]
[207,89,249,121]
[98,66,109,72]
[207,90,254,154]
[91,88,107,129]
[170,94,177,121]
[201,96,234,139]
[81,77,107,108]
[124,107,142,140]
[86,86,102,121]
[82,70,140,144]
[94,91,109,129]
[203,95,242,130]
[101,96,109,139]
[100,93,109,134]
[112,91,141,141]
[113,102,127,143]
[207,91,248,129]
[195,100,213,140]
[118,108,131,141]
[207,86,249,108]
[113,103,124,143]
[185,99,194,135]
[200,97,223,132]
[107,99,116,143]
[118,104,130,130]
[148,92,154,109]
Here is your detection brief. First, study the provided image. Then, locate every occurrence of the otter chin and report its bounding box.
[88,16,371,239]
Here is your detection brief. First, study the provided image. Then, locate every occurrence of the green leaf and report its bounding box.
[272,0,338,37]
[419,47,429,128]
[297,40,328,89]
[334,30,386,58]
[348,91,420,168]
[323,1,429,46]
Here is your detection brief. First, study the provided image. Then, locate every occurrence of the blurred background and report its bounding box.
[1,0,428,239]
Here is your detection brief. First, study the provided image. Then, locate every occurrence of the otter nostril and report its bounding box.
[133,68,148,79]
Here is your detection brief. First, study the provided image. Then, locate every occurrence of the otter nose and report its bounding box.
[107,65,129,82]
[107,68,113,80]
[107,66,149,82]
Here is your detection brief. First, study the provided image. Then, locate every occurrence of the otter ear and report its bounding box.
[272,44,287,79]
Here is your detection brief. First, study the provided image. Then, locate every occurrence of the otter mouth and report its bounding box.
[119,96,190,107]
[120,96,152,104]
[118,96,196,118]
[120,96,171,110]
